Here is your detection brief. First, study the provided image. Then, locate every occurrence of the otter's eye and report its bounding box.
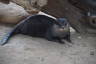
[65,23,67,26]
[64,23,67,26]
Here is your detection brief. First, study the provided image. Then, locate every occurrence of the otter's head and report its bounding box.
[51,18,70,38]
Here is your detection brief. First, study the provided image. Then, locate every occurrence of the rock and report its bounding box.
[11,0,47,14]
[0,2,29,24]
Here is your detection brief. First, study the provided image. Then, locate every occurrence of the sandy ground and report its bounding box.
[0,24,96,64]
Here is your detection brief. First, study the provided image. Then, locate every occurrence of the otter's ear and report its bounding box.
[0,0,10,4]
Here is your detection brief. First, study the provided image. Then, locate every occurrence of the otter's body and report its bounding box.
[0,15,71,45]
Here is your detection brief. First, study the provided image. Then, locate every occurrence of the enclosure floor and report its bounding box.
[0,24,96,64]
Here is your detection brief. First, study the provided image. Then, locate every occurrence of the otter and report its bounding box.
[0,15,71,45]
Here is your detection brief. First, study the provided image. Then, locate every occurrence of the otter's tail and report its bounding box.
[0,30,16,45]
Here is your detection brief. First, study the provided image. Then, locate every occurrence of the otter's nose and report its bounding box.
[61,26,65,28]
